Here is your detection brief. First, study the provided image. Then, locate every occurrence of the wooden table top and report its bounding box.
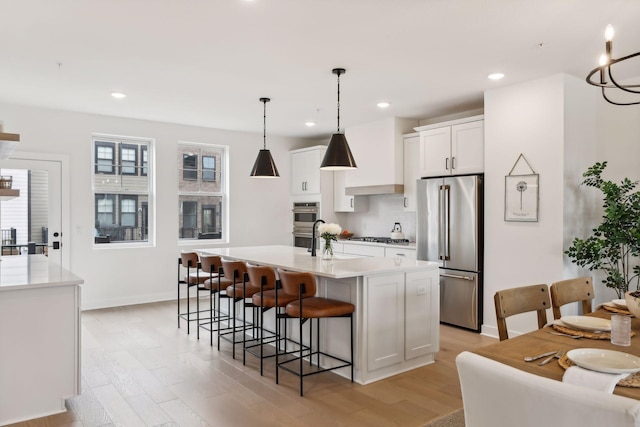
[474,309,640,400]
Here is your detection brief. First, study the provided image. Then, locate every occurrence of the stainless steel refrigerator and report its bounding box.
[416,175,483,331]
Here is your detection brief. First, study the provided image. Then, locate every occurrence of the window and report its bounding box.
[202,156,216,182]
[95,142,115,174]
[93,135,152,245]
[120,196,137,226]
[120,144,138,175]
[141,146,148,176]
[183,154,198,180]
[178,143,227,241]
[96,194,116,226]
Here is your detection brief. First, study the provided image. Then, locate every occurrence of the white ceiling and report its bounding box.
[0,0,638,139]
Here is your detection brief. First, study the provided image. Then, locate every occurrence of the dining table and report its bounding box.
[473,308,640,400]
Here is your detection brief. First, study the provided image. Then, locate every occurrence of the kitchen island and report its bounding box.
[0,255,84,426]
[201,245,439,384]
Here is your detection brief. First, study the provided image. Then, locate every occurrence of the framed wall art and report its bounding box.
[504,154,539,222]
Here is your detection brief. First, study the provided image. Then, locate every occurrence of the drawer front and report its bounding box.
[342,243,385,257]
[385,247,417,260]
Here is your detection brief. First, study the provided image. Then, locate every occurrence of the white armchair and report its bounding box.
[456,351,640,427]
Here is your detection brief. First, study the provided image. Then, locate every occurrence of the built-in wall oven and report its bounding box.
[292,202,319,248]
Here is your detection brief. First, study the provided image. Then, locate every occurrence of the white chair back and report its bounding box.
[456,351,640,427]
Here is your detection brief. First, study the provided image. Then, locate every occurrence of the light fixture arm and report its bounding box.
[333,68,345,134]
[585,26,640,106]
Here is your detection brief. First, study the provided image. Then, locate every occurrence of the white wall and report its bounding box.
[336,194,416,241]
[483,73,640,338]
[0,102,311,309]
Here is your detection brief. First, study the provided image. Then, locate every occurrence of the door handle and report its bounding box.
[441,273,474,281]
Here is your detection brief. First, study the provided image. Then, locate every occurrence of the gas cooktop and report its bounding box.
[349,236,411,244]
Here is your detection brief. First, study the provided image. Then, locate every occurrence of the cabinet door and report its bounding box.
[366,273,404,371]
[451,120,484,175]
[291,151,307,195]
[342,243,385,257]
[384,247,417,260]
[405,270,439,359]
[403,135,420,211]
[419,127,451,177]
[333,170,354,212]
[304,149,322,194]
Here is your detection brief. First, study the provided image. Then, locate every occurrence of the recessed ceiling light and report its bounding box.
[488,73,504,81]
[111,92,127,99]
[305,121,316,127]
[377,102,390,108]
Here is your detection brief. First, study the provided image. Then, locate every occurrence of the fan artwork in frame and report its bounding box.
[504,174,539,222]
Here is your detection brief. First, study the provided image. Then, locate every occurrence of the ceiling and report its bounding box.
[0,0,638,139]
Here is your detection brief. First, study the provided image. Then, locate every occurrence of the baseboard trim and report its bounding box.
[82,291,176,310]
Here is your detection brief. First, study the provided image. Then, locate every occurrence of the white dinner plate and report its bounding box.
[612,299,628,309]
[560,315,612,332]
[567,348,640,374]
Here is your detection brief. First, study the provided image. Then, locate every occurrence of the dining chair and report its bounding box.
[456,351,640,427]
[550,276,594,320]
[494,284,550,341]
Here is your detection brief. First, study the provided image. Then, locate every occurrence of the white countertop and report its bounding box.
[336,239,417,250]
[200,245,436,279]
[0,255,84,291]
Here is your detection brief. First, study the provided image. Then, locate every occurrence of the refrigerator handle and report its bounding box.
[444,184,450,260]
[438,185,445,260]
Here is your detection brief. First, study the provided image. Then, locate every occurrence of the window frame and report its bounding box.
[202,155,216,182]
[95,193,117,226]
[92,134,154,248]
[178,141,228,245]
[120,195,138,227]
[183,153,198,180]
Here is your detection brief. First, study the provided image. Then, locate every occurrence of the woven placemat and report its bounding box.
[603,304,632,316]
[558,353,640,388]
[551,323,612,339]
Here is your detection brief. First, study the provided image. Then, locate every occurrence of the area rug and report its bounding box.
[423,408,465,427]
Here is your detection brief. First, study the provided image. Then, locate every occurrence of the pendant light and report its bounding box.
[250,97,280,178]
[320,68,357,170]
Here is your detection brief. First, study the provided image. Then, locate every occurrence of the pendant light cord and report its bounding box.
[336,71,341,134]
[263,99,267,150]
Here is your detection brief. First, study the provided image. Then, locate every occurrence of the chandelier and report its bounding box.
[585,25,640,106]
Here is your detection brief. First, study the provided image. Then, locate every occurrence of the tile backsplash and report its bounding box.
[335,194,417,242]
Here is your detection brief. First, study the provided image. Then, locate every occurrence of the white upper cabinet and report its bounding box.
[343,117,418,191]
[417,116,484,177]
[402,133,420,212]
[290,146,326,195]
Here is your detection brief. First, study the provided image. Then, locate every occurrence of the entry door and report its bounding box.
[0,157,64,267]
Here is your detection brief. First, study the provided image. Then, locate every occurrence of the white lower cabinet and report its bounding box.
[364,268,439,376]
[384,247,417,260]
[343,242,385,257]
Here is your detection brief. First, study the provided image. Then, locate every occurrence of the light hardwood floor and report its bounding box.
[8,300,496,427]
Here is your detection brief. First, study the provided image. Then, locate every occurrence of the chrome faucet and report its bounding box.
[310,219,325,257]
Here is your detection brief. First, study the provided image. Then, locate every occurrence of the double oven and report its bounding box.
[292,202,319,249]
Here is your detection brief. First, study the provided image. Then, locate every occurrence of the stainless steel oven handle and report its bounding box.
[440,273,474,281]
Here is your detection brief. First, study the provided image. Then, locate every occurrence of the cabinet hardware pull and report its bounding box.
[403,197,407,208]
[396,253,406,256]
[445,158,449,170]
[350,198,353,208]
[452,156,456,169]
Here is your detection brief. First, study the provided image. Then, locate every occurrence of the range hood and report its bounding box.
[345,184,404,196]
[342,117,417,196]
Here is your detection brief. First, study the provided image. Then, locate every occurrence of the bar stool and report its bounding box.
[276,269,355,396]
[244,265,300,375]
[198,255,234,345]
[177,252,208,334]
[220,260,259,359]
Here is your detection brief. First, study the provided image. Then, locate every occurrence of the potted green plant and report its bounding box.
[565,161,640,300]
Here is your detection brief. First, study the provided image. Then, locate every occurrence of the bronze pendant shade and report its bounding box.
[250,97,280,178]
[320,68,357,170]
